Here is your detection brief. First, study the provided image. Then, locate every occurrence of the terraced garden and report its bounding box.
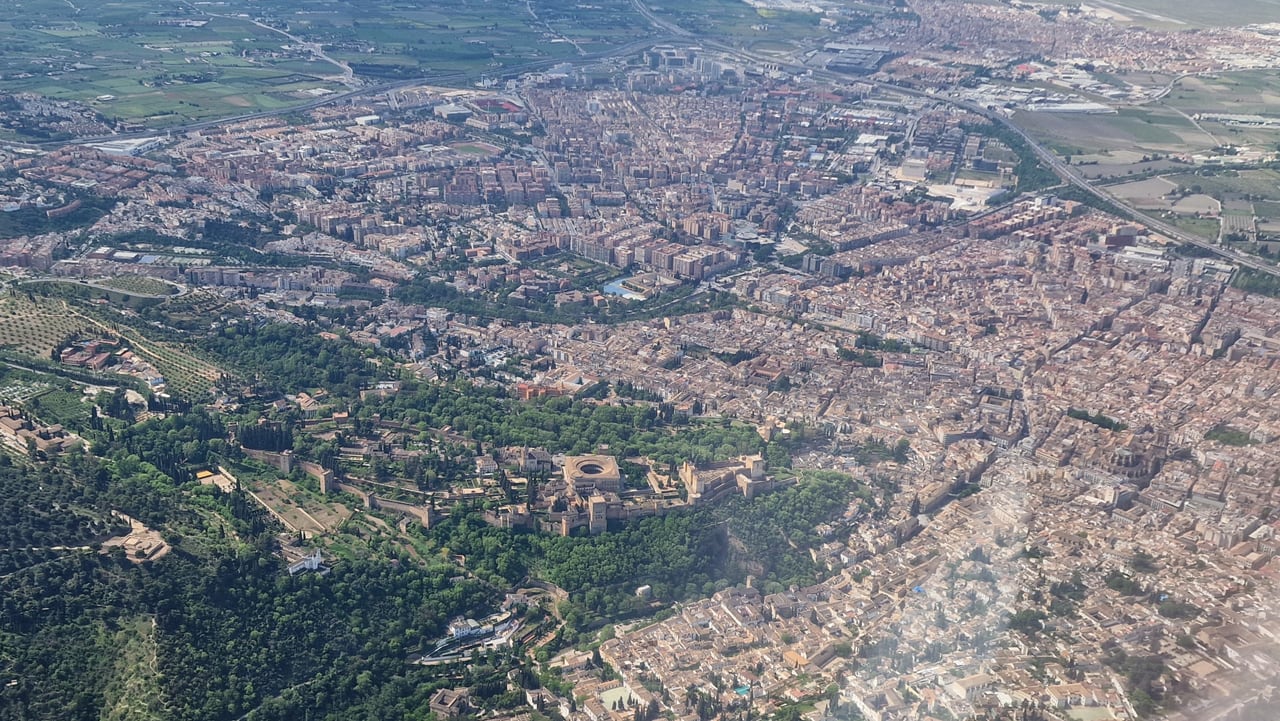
[0,295,96,357]
[25,387,93,427]
[100,275,180,297]
[95,321,224,398]
[0,294,224,399]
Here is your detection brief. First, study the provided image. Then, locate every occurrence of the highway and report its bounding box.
[967,100,1280,277]
[181,0,357,87]
[32,35,680,149]
[27,0,1280,281]
[617,1,1280,279]
[841,75,1280,277]
[629,0,693,38]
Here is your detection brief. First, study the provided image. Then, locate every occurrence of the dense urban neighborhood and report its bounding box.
[2,1,1280,720]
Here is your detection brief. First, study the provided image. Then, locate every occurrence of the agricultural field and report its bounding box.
[1164,72,1280,116]
[1221,210,1256,238]
[1167,216,1221,240]
[1171,194,1220,215]
[1108,176,1179,209]
[25,387,92,427]
[0,295,97,357]
[1015,106,1214,157]
[38,292,227,396]
[298,0,650,76]
[1153,72,1280,151]
[1109,169,1280,247]
[0,0,664,128]
[1073,158,1188,181]
[1080,0,1280,28]
[1253,200,1280,221]
[645,0,833,48]
[1163,169,1280,202]
[1022,72,1280,171]
[0,0,351,128]
[101,321,223,398]
[0,291,224,398]
[149,290,242,333]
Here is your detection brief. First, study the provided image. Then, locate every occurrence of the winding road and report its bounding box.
[525,0,586,56]
[19,0,1277,281]
[180,0,356,86]
[961,101,1280,277]
[617,0,1280,279]
[33,36,679,150]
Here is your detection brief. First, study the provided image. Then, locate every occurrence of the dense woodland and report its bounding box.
[0,322,873,720]
[3,546,492,721]
[0,444,865,719]
[1232,266,1280,297]
[363,380,775,467]
[393,274,741,326]
[0,195,115,241]
[0,458,125,573]
[0,275,894,721]
[201,323,384,398]
[0,444,494,721]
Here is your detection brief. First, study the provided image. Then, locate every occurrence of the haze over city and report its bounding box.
[0,1,1279,721]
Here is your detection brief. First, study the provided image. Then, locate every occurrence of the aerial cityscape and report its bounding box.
[1,0,1279,720]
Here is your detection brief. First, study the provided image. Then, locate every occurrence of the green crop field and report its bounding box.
[1165,73,1280,116]
[1164,169,1280,202]
[1168,216,1221,240]
[0,296,96,357]
[1021,70,1280,164]
[1253,200,1280,220]
[0,0,851,128]
[0,1,350,128]
[1154,72,1280,151]
[26,387,92,427]
[0,0,662,127]
[645,0,832,47]
[1016,106,1219,157]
